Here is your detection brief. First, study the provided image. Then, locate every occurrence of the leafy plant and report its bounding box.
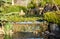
[1,5,27,13]
[0,0,5,6]
[44,11,60,25]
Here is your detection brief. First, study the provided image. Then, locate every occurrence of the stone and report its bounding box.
[19,10,25,16]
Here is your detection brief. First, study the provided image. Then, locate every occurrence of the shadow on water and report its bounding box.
[0,32,44,39]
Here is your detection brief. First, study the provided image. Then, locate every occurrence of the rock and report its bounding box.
[19,10,25,16]
[0,28,4,34]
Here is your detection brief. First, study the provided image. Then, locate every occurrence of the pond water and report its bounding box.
[0,32,44,39]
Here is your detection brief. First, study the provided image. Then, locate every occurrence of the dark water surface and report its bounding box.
[0,32,44,39]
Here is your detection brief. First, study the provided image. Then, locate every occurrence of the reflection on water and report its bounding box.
[0,32,44,39]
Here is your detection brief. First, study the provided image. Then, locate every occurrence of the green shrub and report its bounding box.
[44,11,60,25]
[1,5,27,13]
[1,15,40,22]
[39,1,46,7]
[55,0,60,5]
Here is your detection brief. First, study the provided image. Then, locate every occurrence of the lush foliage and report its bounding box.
[0,12,41,22]
[44,0,60,4]
[1,15,40,22]
[0,0,60,22]
[0,5,27,13]
[0,0,5,6]
[54,0,60,5]
[44,11,60,25]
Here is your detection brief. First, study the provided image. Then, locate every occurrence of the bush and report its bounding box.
[44,11,60,25]
[39,1,46,7]
[55,0,60,5]
[1,5,27,13]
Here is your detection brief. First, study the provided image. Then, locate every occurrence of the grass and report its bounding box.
[0,16,42,22]
[0,15,41,22]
